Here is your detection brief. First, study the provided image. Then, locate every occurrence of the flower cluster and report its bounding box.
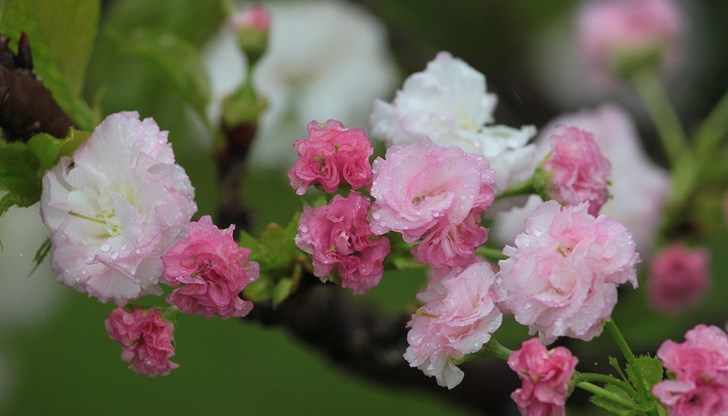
[538,126,612,216]
[498,201,639,344]
[404,262,503,389]
[163,216,259,319]
[40,112,197,305]
[648,242,709,312]
[288,119,373,195]
[295,192,390,295]
[653,325,728,414]
[105,306,178,377]
[370,140,495,268]
[508,338,578,416]
[370,51,536,192]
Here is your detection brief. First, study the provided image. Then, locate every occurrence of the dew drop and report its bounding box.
[100,243,111,252]
[111,251,120,260]
[17,253,24,258]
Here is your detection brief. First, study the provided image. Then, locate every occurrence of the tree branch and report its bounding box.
[0,33,75,141]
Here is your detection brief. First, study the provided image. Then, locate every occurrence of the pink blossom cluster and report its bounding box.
[40,112,197,305]
[370,140,495,268]
[578,0,685,86]
[288,120,374,195]
[498,200,639,344]
[296,192,390,295]
[163,216,259,319]
[653,325,728,415]
[508,338,578,416]
[648,242,709,312]
[105,306,178,377]
[540,126,611,216]
[404,262,503,389]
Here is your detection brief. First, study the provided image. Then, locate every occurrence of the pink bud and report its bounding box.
[230,4,271,34]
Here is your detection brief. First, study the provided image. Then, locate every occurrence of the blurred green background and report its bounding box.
[1,0,728,415]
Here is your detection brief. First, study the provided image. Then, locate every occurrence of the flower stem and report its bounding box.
[631,67,688,166]
[495,178,535,200]
[695,88,728,157]
[605,320,635,363]
[475,246,508,262]
[576,381,636,410]
[482,337,512,361]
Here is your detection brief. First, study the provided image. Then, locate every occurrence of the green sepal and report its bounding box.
[272,277,296,308]
[29,238,51,277]
[243,275,274,303]
[27,130,89,170]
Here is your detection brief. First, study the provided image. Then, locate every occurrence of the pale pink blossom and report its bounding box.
[230,4,271,34]
[653,324,728,415]
[508,338,578,416]
[40,112,197,305]
[404,262,503,389]
[494,105,669,255]
[295,192,390,295]
[105,306,178,377]
[540,126,611,216]
[288,120,374,195]
[163,216,258,319]
[410,211,488,269]
[578,0,685,87]
[498,200,639,344]
[370,51,536,192]
[370,140,494,267]
[649,242,709,312]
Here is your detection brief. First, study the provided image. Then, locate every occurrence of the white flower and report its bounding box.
[370,51,536,191]
[40,112,197,304]
[204,0,397,167]
[493,104,669,254]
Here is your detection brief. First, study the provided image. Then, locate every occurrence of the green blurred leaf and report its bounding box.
[109,29,210,120]
[0,141,41,214]
[272,278,296,308]
[0,0,99,129]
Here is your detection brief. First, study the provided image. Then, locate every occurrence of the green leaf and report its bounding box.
[243,276,274,303]
[0,0,100,129]
[28,237,51,276]
[589,384,635,416]
[27,130,88,170]
[108,28,210,120]
[0,141,42,210]
[626,355,664,395]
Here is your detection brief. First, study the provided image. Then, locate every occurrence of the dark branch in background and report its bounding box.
[0,33,75,141]
[214,121,256,233]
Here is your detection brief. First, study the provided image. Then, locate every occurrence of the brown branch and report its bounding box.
[0,33,76,141]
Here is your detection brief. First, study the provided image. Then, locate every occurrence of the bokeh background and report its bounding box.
[1,0,728,414]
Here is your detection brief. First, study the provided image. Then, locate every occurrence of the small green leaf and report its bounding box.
[272,278,296,308]
[27,130,88,170]
[28,237,51,276]
[243,277,274,303]
[589,384,635,415]
[238,230,261,253]
[627,355,664,395]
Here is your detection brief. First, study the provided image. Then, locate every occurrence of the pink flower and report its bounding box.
[163,216,259,319]
[653,325,728,415]
[370,140,495,268]
[40,112,197,304]
[508,338,578,416]
[288,120,374,195]
[649,243,709,312]
[578,0,685,87]
[295,192,390,295]
[230,4,271,34]
[105,306,178,377]
[498,201,639,344]
[539,126,611,216]
[404,262,503,389]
